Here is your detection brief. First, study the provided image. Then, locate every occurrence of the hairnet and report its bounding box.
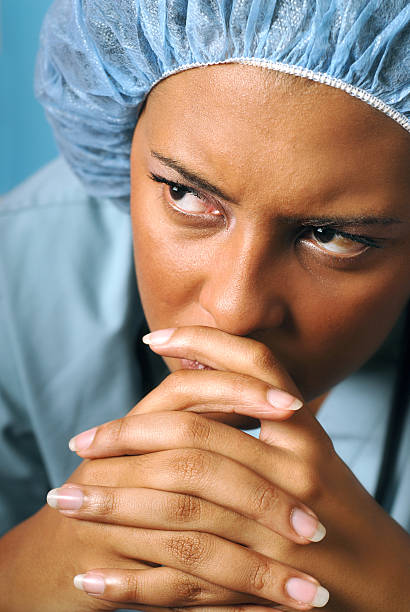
[35,0,410,210]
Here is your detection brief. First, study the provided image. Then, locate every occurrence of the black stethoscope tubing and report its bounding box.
[374,303,410,511]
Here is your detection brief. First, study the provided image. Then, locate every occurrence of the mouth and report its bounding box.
[180,359,214,370]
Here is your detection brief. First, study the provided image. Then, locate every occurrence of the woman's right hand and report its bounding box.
[0,459,257,612]
[51,412,327,612]
[41,336,331,612]
[0,414,323,612]
[0,330,323,612]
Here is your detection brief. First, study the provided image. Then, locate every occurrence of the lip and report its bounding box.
[180,359,214,370]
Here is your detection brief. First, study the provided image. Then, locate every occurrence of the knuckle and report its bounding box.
[177,413,212,447]
[123,573,140,602]
[169,494,202,523]
[292,464,322,503]
[167,368,194,391]
[172,574,204,603]
[93,489,119,519]
[251,343,278,373]
[102,417,128,447]
[247,560,273,592]
[288,439,336,504]
[291,426,335,467]
[170,448,210,485]
[230,373,257,401]
[305,436,331,463]
[208,608,247,612]
[161,369,188,395]
[252,482,280,516]
[165,532,211,568]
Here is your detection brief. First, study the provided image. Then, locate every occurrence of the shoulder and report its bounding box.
[0,157,131,228]
[0,159,135,343]
[0,158,133,278]
[0,158,87,213]
[0,159,143,490]
[0,157,136,332]
[0,157,138,398]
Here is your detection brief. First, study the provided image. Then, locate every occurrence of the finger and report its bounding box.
[134,604,292,612]
[113,527,330,609]
[47,481,324,548]
[140,326,329,450]
[47,483,277,548]
[135,604,282,612]
[73,566,270,607]
[142,326,301,398]
[69,411,326,505]
[59,445,325,544]
[132,369,302,420]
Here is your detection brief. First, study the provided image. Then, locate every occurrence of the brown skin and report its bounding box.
[131,64,410,402]
[1,66,409,612]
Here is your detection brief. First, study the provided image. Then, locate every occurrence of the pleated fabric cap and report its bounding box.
[35,0,410,209]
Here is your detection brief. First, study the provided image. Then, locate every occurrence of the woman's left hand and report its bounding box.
[64,326,410,611]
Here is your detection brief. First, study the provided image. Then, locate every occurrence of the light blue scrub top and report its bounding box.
[1,159,409,544]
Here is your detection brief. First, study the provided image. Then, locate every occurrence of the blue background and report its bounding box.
[0,1,57,195]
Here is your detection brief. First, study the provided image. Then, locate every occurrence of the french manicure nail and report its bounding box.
[142,328,176,345]
[47,486,84,511]
[286,577,329,607]
[266,388,303,411]
[291,508,326,542]
[74,573,105,595]
[69,427,97,452]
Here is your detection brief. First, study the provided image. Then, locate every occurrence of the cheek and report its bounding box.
[131,199,204,329]
[289,263,409,397]
[130,171,410,396]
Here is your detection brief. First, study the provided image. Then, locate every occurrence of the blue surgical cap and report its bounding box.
[35,0,410,210]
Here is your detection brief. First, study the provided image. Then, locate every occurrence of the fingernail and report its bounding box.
[266,389,303,411]
[286,577,329,607]
[291,508,326,542]
[74,573,105,595]
[47,486,84,511]
[142,328,176,345]
[69,427,97,452]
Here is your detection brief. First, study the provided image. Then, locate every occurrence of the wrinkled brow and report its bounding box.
[151,150,403,227]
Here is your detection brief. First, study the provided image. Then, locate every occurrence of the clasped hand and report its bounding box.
[46,327,410,612]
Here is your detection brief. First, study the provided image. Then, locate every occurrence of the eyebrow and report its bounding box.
[150,151,402,227]
[282,215,402,227]
[151,151,237,203]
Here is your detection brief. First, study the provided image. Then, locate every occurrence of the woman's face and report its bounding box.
[130,64,410,402]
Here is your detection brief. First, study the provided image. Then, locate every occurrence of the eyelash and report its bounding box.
[149,173,382,250]
[149,173,218,213]
[299,227,381,249]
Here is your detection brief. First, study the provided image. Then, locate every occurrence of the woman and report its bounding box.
[0,1,409,610]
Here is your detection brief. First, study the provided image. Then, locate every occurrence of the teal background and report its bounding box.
[0,1,57,195]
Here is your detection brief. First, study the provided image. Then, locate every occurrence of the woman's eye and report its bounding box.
[305,227,368,256]
[165,184,221,216]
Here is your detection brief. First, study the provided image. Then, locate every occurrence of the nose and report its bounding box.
[198,229,287,337]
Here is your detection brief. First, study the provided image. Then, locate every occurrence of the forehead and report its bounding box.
[142,64,410,216]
